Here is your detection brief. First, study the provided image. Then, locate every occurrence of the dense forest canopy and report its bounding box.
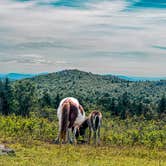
[0,69,166,119]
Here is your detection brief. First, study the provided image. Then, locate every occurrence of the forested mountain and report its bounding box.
[0,69,166,119]
[1,72,165,81]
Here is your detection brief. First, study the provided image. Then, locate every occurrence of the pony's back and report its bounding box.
[56,97,85,143]
[89,111,102,131]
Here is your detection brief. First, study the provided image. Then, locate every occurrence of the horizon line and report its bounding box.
[0,69,166,79]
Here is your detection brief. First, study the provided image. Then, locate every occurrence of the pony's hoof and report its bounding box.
[53,139,59,144]
[69,140,73,144]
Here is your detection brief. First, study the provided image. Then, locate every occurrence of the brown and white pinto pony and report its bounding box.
[89,111,102,145]
[74,111,102,145]
[55,97,85,144]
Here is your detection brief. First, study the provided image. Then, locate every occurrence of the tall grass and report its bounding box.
[0,115,166,148]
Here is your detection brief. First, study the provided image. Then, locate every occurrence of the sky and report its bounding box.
[0,0,166,76]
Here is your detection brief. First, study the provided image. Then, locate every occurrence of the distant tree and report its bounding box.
[4,78,11,115]
[54,94,61,109]
[98,93,112,112]
[14,80,36,116]
[158,95,166,116]
[0,78,12,115]
[0,91,4,114]
[118,92,131,119]
[122,92,130,108]
[41,91,52,107]
[130,101,137,116]
[136,103,144,116]
[117,101,126,119]
[110,97,118,116]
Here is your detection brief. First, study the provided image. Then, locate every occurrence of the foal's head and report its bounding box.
[74,118,90,139]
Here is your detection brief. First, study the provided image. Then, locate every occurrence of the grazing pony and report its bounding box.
[74,118,91,144]
[55,97,85,144]
[89,111,102,145]
[74,111,102,145]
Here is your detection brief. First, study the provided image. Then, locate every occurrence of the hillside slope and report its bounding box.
[13,70,166,110]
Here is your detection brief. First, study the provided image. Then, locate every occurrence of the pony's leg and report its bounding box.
[54,118,62,144]
[88,128,92,144]
[82,134,86,143]
[67,129,70,143]
[87,120,92,144]
[72,128,77,145]
[69,128,77,145]
[54,134,60,144]
[97,127,101,145]
[54,127,61,144]
[68,128,73,144]
[62,128,68,144]
[93,131,97,145]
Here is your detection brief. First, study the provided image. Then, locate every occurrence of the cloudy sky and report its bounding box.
[0,0,166,76]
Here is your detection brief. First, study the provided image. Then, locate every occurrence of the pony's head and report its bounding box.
[74,118,90,139]
[74,126,80,139]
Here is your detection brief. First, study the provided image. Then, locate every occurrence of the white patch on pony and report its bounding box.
[74,107,85,126]
[57,97,85,130]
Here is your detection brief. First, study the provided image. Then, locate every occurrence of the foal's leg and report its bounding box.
[88,127,92,144]
[87,120,92,144]
[97,126,101,145]
[93,131,97,145]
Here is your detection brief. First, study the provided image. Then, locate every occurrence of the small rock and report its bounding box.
[0,144,5,149]
[0,144,15,156]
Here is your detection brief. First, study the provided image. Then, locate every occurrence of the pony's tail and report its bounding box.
[60,102,70,142]
[94,115,100,130]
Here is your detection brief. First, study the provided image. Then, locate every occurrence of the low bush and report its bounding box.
[0,115,166,148]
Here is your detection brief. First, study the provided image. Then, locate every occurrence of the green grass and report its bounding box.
[0,143,166,166]
[1,115,166,165]
[1,115,166,148]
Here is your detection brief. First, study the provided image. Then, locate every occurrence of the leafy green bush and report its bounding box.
[1,115,166,148]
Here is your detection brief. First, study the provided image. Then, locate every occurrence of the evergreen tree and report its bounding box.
[118,92,130,119]
[54,94,61,109]
[110,97,118,116]
[3,78,11,115]
[0,78,12,115]
[14,80,36,116]
[41,90,52,107]
[158,95,166,116]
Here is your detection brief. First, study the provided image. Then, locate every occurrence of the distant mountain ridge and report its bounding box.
[117,75,166,81]
[0,71,166,81]
[0,73,47,80]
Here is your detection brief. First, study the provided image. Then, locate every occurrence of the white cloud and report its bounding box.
[0,0,166,76]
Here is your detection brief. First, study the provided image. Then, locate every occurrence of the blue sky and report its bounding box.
[0,0,166,76]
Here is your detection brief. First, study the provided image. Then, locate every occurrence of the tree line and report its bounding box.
[0,78,166,120]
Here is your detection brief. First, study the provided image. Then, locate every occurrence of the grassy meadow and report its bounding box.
[1,143,166,166]
[0,115,166,166]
